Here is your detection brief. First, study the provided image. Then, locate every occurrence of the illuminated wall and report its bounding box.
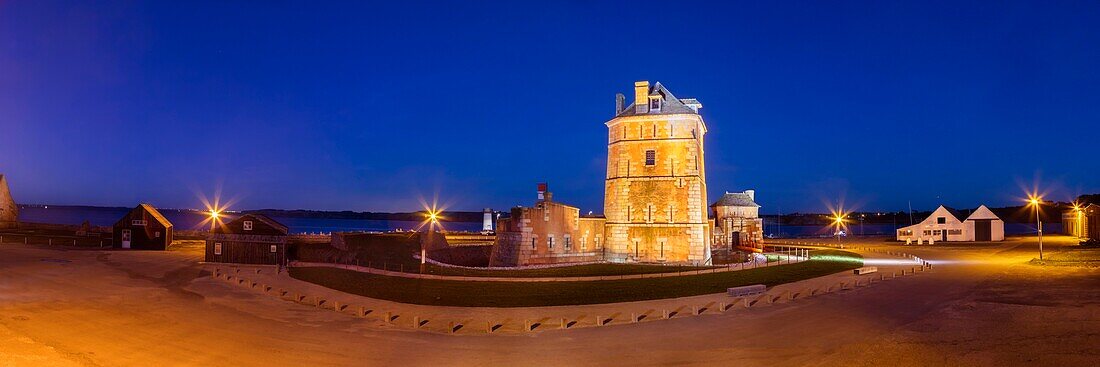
[603,81,711,265]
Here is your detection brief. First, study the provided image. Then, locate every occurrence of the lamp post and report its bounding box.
[832,213,845,246]
[1072,203,1083,239]
[1028,195,1043,260]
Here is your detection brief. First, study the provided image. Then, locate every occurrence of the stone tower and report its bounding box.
[603,81,710,264]
[0,174,18,227]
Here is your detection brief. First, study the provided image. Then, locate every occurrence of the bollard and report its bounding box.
[385,311,393,324]
[49,239,52,246]
[413,316,421,328]
[595,315,603,326]
[631,313,637,323]
[524,320,531,331]
[561,318,567,330]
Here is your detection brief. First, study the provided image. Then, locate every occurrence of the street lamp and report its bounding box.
[831,212,846,245]
[1071,202,1083,239]
[1027,195,1043,260]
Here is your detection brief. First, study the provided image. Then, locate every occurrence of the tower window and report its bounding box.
[645,150,656,166]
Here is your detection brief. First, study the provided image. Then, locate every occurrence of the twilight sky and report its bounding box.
[1,1,1098,214]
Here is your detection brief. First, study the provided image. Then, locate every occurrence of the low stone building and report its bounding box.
[112,204,174,250]
[711,190,764,252]
[206,214,289,266]
[0,174,17,228]
[490,186,606,267]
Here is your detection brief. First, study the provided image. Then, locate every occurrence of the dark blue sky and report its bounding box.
[2,1,1098,214]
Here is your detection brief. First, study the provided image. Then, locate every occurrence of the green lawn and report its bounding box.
[421,263,720,278]
[289,249,863,307]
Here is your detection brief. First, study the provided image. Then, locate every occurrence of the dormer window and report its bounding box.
[243,221,253,231]
[649,97,662,112]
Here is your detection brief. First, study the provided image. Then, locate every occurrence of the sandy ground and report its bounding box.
[0,236,1097,367]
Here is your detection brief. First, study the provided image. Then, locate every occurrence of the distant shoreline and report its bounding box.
[16,204,485,223]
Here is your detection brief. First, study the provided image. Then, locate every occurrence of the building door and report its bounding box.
[941,229,948,242]
[121,229,131,249]
[731,231,741,249]
[974,220,992,241]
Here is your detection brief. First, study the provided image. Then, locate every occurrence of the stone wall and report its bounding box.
[0,175,18,227]
[490,198,605,267]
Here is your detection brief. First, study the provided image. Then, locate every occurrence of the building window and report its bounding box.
[270,245,277,253]
[244,221,253,231]
[214,243,222,255]
[531,235,538,250]
[923,230,932,235]
[564,235,571,251]
[650,98,661,112]
[548,235,554,249]
[645,150,656,166]
[936,217,946,224]
[155,231,160,238]
[131,219,146,226]
[627,206,632,222]
[595,235,601,248]
[581,236,587,251]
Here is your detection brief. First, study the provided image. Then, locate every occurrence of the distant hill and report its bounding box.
[241,209,485,223]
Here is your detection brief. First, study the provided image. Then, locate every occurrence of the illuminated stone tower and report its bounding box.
[604,81,710,265]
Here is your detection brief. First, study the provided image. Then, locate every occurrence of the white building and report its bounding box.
[896,205,1004,243]
[482,208,494,233]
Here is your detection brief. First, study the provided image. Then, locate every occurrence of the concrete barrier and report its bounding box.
[853,266,878,275]
[727,284,767,297]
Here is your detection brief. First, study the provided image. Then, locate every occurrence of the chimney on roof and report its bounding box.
[634,81,650,114]
[744,189,755,201]
[615,93,625,115]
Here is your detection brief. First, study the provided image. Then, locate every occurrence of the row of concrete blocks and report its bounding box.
[209,262,926,335]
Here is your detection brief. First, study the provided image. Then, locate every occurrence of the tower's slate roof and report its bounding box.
[710,192,760,208]
[615,82,701,118]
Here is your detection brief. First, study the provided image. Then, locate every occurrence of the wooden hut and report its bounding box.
[205,214,289,265]
[112,204,174,250]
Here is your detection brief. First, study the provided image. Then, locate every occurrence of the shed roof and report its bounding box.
[964,205,1002,221]
[710,192,761,208]
[139,204,173,228]
[229,213,289,234]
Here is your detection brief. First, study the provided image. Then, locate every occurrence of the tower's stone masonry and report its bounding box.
[603,81,711,265]
[0,174,17,228]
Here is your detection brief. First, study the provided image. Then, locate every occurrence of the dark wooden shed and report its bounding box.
[112,204,174,250]
[205,214,289,265]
